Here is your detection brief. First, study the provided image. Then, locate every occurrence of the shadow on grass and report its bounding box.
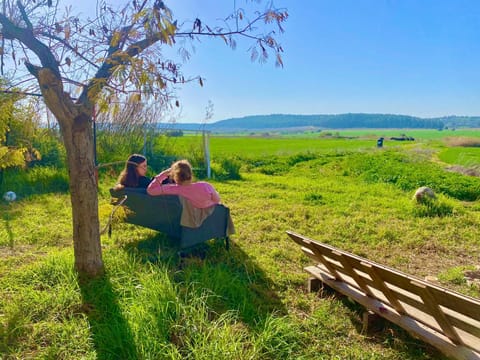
[2,209,15,247]
[78,273,138,360]
[123,233,287,326]
[318,285,448,360]
[1,203,21,247]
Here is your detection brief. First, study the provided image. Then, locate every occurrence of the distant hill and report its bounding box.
[162,113,480,132]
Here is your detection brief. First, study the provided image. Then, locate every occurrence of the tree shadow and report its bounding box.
[1,204,19,247]
[78,273,138,360]
[123,234,287,326]
[2,213,14,248]
[315,285,448,360]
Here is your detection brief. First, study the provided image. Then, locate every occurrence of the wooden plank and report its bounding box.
[334,252,375,298]
[360,262,406,314]
[442,308,480,340]
[304,266,480,360]
[288,231,480,319]
[411,280,464,346]
[309,247,345,282]
[287,231,480,358]
[311,262,370,297]
[373,265,480,318]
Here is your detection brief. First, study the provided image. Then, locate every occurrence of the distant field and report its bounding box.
[438,147,480,167]
[167,136,378,158]
[279,128,480,140]
[207,130,479,158]
[208,128,480,140]
[164,129,480,163]
[209,137,376,157]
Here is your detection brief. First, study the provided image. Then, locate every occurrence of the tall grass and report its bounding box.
[1,166,69,199]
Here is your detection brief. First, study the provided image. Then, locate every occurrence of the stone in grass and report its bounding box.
[413,186,436,203]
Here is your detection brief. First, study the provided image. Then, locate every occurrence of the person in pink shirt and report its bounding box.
[147,159,220,208]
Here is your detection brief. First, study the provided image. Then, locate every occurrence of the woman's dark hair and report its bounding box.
[117,154,146,188]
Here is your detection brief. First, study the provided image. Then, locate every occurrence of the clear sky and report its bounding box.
[66,1,480,122]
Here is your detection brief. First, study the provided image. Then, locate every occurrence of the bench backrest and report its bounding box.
[110,187,231,249]
[287,231,480,359]
[111,187,182,238]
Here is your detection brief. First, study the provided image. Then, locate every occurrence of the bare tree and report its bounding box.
[0,0,287,277]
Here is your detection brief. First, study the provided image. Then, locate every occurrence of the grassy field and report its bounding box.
[1,132,479,359]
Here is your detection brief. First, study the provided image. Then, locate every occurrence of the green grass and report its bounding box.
[438,147,480,167]
[313,128,480,140]
[1,136,479,359]
[174,136,376,158]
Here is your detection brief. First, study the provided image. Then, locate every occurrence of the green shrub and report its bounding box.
[438,266,470,285]
[31,130,66,168]
[1,166,69,197]
[211,158,242,180]
[287,152,318,166]
[412,197,455,217]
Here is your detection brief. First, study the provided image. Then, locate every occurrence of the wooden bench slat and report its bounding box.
[313,262,449,337]
[410,280,464,345]
[297,233,480,320]
[304,265,480,360]
[288,231,480,359]
[360,262,407,314]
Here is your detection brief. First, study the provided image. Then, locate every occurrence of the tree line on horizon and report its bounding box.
[169,113,480,131]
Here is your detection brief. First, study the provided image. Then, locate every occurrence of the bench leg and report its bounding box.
[308,277,337,297]
[361,310,385,334]
[308,277,323,292]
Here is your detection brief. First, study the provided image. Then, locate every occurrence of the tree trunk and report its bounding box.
[36,68,104,277]
[62,112,104,277]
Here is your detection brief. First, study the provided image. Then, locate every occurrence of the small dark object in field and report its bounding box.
[390,136,415,141]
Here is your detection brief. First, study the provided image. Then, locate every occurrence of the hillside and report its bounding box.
[166,113,480,132]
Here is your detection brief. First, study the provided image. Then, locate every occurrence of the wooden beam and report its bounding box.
[411,280,463,346]
[305,265,479,360]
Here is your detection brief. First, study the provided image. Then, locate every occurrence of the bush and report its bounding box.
[211,158,242,180]
[32,131,66,168]
[1,166,69,198]
[412,196,455,217]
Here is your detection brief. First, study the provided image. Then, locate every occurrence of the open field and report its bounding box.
[1,133,479,359]
[207,128,480,140]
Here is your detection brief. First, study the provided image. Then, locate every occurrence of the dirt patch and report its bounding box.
[0,245,49,266]
[446,165,480,177]
[464,267,480,289]
[370,244,479,295]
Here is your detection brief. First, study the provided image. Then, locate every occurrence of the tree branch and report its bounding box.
[17,0,33,30]
[0,89,43,97]
[39,31,100,69]
[0,13,61,78]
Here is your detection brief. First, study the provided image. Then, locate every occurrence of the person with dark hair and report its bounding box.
[147,159,220,208]
[114,154,151,189]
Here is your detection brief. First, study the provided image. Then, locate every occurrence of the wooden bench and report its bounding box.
[109,187,232,250]
[287,231,480,360]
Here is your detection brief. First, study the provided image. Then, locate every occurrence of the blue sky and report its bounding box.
[166,0,480,123]
[67,1,480,122]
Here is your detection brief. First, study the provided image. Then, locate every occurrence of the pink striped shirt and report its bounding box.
[147,172,220,209]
